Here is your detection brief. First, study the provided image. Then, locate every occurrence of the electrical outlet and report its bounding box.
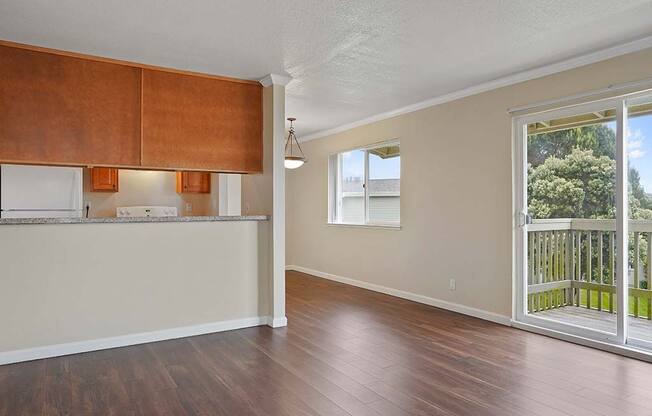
[186,202,193,212]
[449,279,456,291]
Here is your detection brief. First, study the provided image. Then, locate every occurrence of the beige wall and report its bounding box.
[83,169,218,217]
[286,48,652,318]
[0,220,269,353]
[242,82,287,324]
[242,86,275,216]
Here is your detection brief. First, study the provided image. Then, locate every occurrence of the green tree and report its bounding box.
[629,168,652,210]
[528,125,616,168]
[528,149,615,219]
[528,148,652,220]
[528,125,652,218]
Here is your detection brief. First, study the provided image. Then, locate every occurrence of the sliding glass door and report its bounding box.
[626,96,652,349]
[515,93,652,353]
[524,105,618,338]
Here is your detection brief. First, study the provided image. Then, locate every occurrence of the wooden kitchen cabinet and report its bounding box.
[0,42,263,173]
[0,45,142,167]
[90,168,119,192]
[142,69,263,173]
[176,171,211,193]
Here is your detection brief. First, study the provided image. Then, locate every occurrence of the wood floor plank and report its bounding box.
[1,270,651,415]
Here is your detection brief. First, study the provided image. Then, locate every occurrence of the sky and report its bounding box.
[626,115,652,193]
[606,114,652,193]
[341,149,400,180]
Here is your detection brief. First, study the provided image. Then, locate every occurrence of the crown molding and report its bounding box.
[259,73,292,87]
[299,34,652,142]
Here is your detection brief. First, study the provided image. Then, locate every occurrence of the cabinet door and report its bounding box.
[142,69,262,173]
[0,45,142,166]
[177,172,210,193]
[90,168,119,192]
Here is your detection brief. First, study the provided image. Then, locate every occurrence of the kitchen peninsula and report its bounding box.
[0,217,271,363]
[0,40,288,364]
[0,215,268,225]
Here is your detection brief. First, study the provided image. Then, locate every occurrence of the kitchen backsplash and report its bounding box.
[83,169,218,218]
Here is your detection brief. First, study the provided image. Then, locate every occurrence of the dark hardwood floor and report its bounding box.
[2,271,652,415]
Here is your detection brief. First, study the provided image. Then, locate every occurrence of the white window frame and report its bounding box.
[512,88,652,360]
[328,139,400,228]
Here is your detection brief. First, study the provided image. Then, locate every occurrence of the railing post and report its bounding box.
[586,231,592,310]
[556,231,560,307]
[598,231,603,311]
[528,232,534,314]
[576,231,582,307]
[543,231,549,309]
[537,232,542,311]
[635,232,640,318]
[610,231,615,314]
[647,232,652,320]
[564,230,572,306]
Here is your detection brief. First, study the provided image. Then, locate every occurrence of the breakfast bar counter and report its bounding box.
[0,215,269,225]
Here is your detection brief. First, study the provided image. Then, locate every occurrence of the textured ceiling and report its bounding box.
[2,0,652,138]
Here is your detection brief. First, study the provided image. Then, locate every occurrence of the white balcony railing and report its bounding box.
[528,219,652,319]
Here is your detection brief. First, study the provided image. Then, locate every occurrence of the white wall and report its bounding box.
[242,86,274,216]
[218,174,242,216]
[0,220,269,356]
[286,47,652,319]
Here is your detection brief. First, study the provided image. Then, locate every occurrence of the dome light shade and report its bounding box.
[284,156,305,169]
[284,118,306,169]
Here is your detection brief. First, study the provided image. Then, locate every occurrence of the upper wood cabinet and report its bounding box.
[90,168,119,192]
[176,171,211,193]
[141,69,263,173]
[0,45,142,167]
[0,42,263,173]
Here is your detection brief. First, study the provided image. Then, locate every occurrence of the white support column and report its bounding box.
[260,74,291,328]
[616,100,628,344]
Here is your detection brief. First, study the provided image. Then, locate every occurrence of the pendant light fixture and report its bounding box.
[284,117,306,169]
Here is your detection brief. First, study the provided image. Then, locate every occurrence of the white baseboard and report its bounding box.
[268,316,288,328]
[286,265,511,326]
[0,316,268,366]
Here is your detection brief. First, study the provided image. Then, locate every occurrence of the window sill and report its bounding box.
[326,222,401,230]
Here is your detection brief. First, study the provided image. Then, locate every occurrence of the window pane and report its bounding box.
[526,108,617,335]
[626,101,652,346]
[339,149,365,223]
[368,144,400,224]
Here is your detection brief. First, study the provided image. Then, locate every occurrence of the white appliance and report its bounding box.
[0,164,83,218]
[117,206,178,218]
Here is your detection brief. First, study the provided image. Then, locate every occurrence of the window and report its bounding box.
[329,141,400,226]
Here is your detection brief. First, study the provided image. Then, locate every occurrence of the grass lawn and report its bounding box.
[578,289,651,317]
[530,288,651,318]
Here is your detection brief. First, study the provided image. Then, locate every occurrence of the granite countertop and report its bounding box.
[0,215,270,225]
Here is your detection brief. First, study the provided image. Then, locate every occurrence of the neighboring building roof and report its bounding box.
[342,178,400,196]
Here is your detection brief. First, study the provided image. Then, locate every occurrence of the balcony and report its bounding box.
[528,219,652,342]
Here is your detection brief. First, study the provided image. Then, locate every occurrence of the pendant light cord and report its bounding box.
[285,119,305,158]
